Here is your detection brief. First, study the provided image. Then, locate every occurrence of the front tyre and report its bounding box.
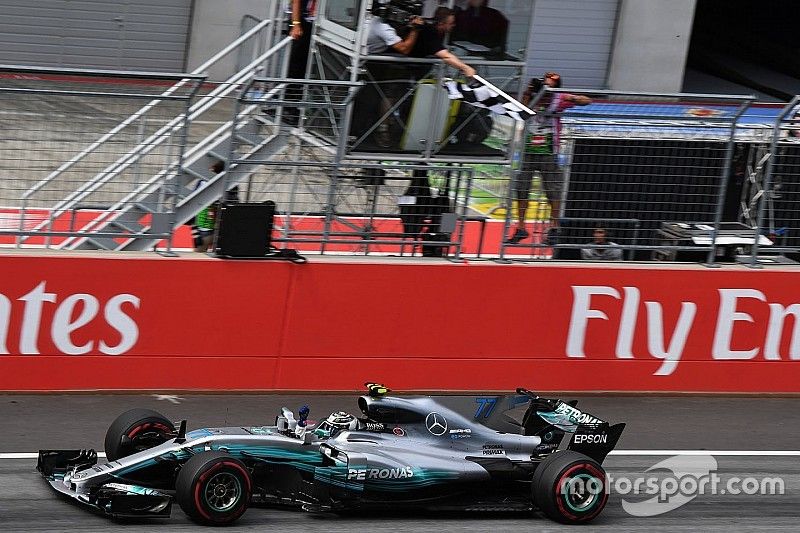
[104,408,175,461]
[176,451,252,526]
[532,450,608,524]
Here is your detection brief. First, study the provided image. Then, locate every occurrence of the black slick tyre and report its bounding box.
[532,450,608,524]
[104,408,175,462]
[176,451,252,526]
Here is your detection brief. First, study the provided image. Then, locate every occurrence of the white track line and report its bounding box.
[608,450,800,456]
[2,450,799,460]
[1,452,107,460]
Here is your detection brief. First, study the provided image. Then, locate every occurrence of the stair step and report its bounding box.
[234,133,260,146]
[136,202,162,214]
[109,219,144,234]
[207,149,228,161]
[184,166,210,181]
[84,236,121,251]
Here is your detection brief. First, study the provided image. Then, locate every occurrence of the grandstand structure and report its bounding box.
[0,0,799,266]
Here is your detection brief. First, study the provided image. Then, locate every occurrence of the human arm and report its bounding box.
[434,49,476,78]
[522,91,532,106]
[389,17,423,55]
[564,93,592,106]
[551,93,592,114]
[290,0,303,39]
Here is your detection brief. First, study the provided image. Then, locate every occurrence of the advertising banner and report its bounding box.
[0,254,798,392]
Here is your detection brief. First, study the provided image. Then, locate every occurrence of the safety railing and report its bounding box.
[0,66,205,247]
[9,9,285,248]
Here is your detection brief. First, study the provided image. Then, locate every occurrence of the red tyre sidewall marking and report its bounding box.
[127,422,171,439]
[554,462,608,522]
[193,460,252,523]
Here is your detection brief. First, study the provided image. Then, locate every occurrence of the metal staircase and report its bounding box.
[68,97,290,251]
[18,10,297,252]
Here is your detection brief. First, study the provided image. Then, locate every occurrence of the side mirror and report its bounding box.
[276,417,288,432]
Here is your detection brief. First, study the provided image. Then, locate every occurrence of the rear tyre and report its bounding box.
[532,451,608,524]
[176,451,252,526]
[104,408,175,461]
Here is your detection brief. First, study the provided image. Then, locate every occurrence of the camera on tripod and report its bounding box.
[372,0,424,28]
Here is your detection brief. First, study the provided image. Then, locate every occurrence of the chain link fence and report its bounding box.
[2,61,800,265]
[749,96,800,265]
[497,89,797,265]
[0,67,203,247]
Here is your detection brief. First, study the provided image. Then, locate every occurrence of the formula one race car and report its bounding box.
[38,385,625,525]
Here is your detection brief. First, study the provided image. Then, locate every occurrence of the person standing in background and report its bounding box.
[285,0,317,123]
[453,0,509,55]
[581,228,623,261]
[506,72,592,245]
[288,0,315,76]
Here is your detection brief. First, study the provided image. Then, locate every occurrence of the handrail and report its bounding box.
[0,64,206,81]
[56,38,294,246]
[45,37,292,237]
[20,17,272,202]
[546,87,757,102]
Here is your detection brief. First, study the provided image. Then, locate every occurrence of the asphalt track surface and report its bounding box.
[1,394,798,532]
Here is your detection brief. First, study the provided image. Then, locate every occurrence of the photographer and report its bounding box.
[363,2,426,147]
[367,1,423,55]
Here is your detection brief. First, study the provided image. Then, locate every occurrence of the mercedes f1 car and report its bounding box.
[38,385,625,525]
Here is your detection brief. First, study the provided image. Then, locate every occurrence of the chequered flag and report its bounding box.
[444,75,534,122]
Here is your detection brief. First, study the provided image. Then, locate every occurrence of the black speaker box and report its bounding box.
[214,201,276,258]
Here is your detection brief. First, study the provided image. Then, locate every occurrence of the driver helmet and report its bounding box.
[314,411,357,437]
[326,411,358,431]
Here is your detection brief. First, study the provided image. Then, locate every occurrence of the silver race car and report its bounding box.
[38,385,625,525]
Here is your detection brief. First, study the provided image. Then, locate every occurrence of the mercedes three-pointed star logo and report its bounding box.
[425,412,448,436]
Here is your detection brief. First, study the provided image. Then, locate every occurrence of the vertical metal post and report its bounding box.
[224,85,247,192]
[279,46,302,247]
[16,197,26,249]
[705,99,753,266]
[213,82,247,254]
[319,0,369,255]
[269,0,285,77]
[455,167,473,261]
[132,115,147,194]
[749,96,800,267]
[163,78,204,254]
[236,15,248,73]
[499,130,530,261]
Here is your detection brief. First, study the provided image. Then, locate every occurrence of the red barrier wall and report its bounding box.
[0,253,799,393]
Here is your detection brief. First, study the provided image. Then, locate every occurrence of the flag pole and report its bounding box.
[472,74,536,118]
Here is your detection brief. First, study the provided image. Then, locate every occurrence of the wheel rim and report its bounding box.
[204,472,242,512]
[562,473,601,513]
